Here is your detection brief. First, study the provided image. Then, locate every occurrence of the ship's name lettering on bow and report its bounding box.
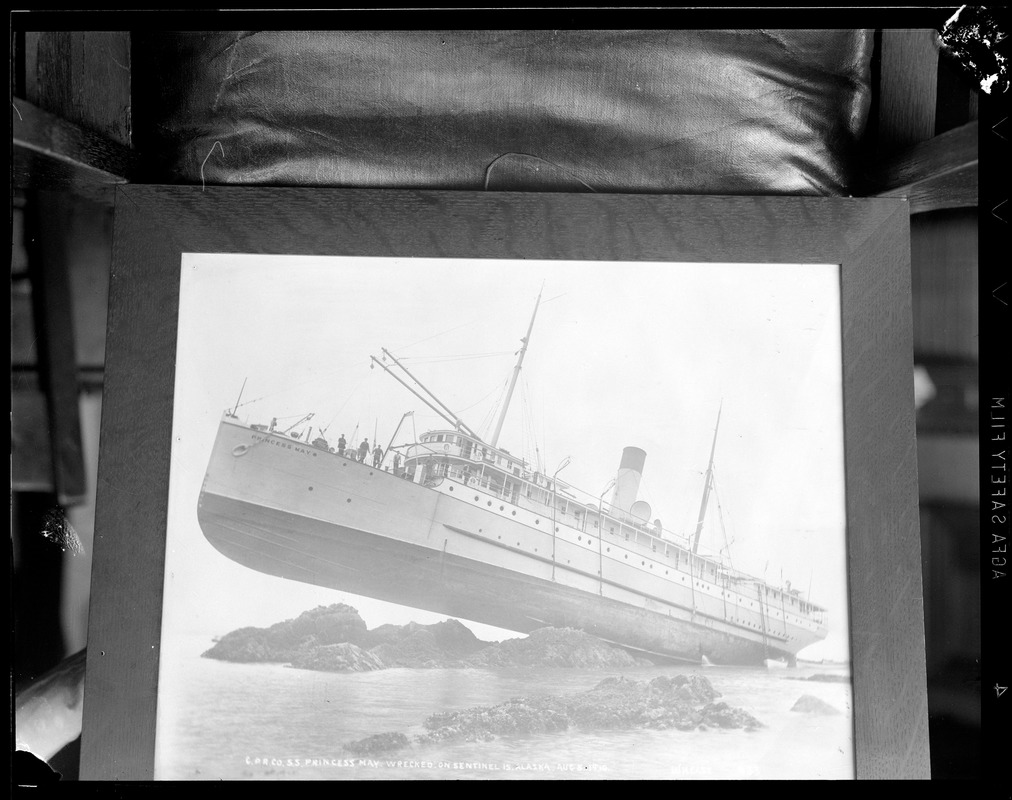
[250,434,318,456]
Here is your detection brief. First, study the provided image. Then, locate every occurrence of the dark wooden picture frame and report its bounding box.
[81,186,928,779]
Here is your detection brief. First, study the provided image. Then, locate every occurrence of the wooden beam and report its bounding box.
[12,98,136,204]
[876,29,941,157]
[23,31,132,148]
[25,191,87,505]
[871,121,978,213]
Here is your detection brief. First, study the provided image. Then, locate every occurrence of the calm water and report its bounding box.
[154,634,854,780]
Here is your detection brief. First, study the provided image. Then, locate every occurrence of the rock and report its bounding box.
[368,619,489,668]
[203,604,369,663]
[288,643,386,673]
[410,673,760,747]
[790,694,841,715]
[205,610,645,673]
[700,701,763,730]
[344,732,410,756]
[468,627,641,669]
[783,673,850,683]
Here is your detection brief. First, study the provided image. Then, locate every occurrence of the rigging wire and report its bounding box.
[398,350,514,364]
[709,469,739,575]
[459,378,512,416]
[321,374,368,434]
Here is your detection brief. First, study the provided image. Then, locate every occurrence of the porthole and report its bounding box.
[535,519,540,525]
[449,486,454,492]
[624,555,628,560]
[308,486,313,491]
[500,505,504,511]
[488,501,492,506]
[517,541,521,546]
[346,498,352,503]
[578,536,582,542]
[606,547,610,553]
[512,510,517,516]
[475,496,480,501]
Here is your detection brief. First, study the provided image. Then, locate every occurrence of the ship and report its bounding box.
[197,294,829,666]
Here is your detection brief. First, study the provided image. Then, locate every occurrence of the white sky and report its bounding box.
[159,254,850,663]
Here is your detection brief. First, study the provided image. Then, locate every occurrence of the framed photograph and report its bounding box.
[82,187,927,780]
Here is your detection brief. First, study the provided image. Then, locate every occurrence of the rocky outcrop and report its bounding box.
[343,732,410,756]
[343,674,762,754]
[204,605,648,673]
[785,673,850,684]
[465,627,644,669]
[367,619,488,668]
[790,694,841,715]
[202,604,369,664]
[288,643,385,673]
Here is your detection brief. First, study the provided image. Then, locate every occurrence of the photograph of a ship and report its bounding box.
[155,253,853,779]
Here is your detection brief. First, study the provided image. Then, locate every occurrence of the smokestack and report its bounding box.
[610,446,646,514]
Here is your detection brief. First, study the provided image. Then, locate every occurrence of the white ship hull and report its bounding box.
[198,417,828,665]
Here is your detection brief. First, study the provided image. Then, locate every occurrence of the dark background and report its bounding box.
[12,11,1004,781]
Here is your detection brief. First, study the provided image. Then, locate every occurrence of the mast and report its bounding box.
[691,402,722,554]
[490,288,542,448]
[230,377,247,416]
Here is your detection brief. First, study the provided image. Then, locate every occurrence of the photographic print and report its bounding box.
[153,253,853,780]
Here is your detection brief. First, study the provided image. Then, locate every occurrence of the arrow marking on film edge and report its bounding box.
[994,282,1008,306]
[993,199,1009,224]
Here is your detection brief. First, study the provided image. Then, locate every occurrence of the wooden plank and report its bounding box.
[13,98,136,203]
[11,384,56,493]
[25,191,87,506]
[23,31,132,148]
[910,208,978,360]
[876,29,940,156]
[872,121,978,213]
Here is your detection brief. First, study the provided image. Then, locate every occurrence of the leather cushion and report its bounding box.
[133,30,873,194]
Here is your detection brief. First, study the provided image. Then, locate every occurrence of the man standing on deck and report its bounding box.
[372,444,384,467]
[337,434,346,456]
[358,438,370,463]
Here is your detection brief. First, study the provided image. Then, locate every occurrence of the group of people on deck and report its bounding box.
[336,434,385,467]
